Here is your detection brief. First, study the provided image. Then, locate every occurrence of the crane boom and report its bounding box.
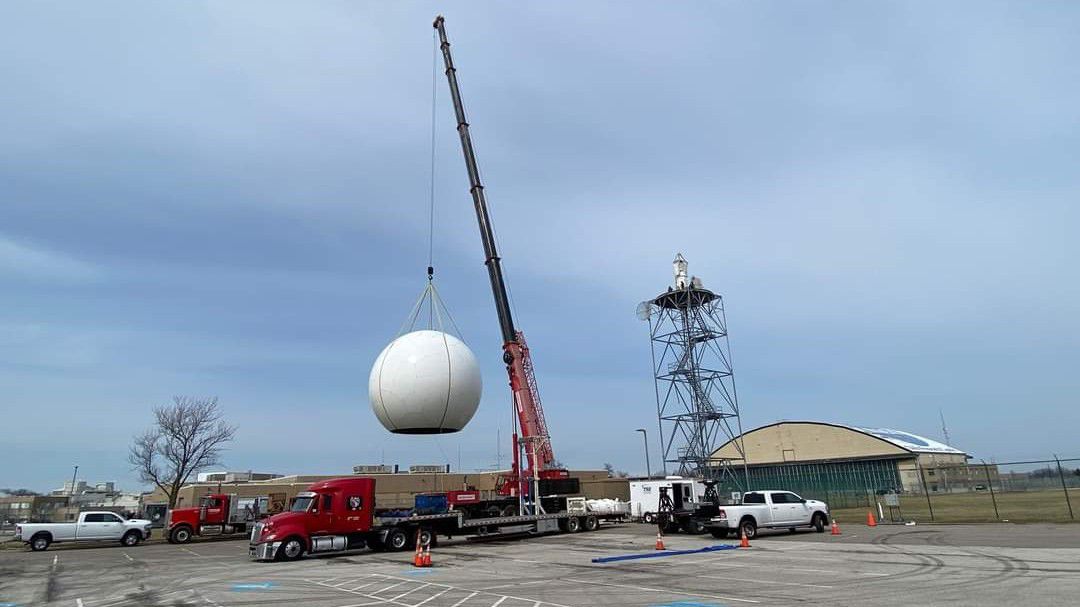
[433,16,558,486]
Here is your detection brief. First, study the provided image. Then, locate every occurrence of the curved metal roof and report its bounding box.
[844,425,965,455]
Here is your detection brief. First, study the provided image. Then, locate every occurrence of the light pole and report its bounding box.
[69,464,78,498]
[635,429,651,479]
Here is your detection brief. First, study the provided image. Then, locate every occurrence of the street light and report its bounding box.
[635,429,651,479]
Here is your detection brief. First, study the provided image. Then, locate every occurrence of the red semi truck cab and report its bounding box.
[167,493,272,544]
[250,478,376,560]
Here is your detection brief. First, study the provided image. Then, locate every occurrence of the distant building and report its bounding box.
[195,471,283,483]
[711,421,996,504]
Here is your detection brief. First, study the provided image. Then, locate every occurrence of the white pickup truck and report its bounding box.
[707,490,830,539]
[15,511,153,551]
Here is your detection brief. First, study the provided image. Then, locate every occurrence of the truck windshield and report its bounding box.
[290,496,314,512]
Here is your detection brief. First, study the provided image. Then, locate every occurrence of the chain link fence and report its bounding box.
[717,456,1079,523]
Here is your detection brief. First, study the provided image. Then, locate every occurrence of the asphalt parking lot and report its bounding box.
[2,522,1079,606]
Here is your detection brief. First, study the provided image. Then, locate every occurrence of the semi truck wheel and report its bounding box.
[121,531,142,547]
[30,533,51,551]
[277,537,305,561]
[643,512,655,524]
[385,528,409,551]
[582,516,599,531]
[565,517,581,533]
[417,528,434,548]
[170,526,193,544]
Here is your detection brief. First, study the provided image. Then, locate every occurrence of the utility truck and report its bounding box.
[706,490,830,539]
[248,477,617,561]
[15,512,153,551]
[166,493,278,544]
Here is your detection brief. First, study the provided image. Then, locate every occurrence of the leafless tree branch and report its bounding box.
[128,396,237,508]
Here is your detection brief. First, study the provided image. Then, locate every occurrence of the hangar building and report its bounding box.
[710,421,977,506]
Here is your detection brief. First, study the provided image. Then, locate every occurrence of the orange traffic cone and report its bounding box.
[413,531,425,567]
[867,511,878,527]
[739,530,751,548]
[831,520,841,535]
[655,531,666,551]
[422,544,432,567]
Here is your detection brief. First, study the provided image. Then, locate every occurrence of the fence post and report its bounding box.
[1055,455,1075,520]
[916,460,935,521]
[981,459,999,520]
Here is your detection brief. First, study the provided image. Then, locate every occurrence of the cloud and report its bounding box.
[0,236,103,283]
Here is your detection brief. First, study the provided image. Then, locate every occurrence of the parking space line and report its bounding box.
[122,553,134,562]
[181,548,201,557]
[414,588,451,606]
[350,582,379,591]
[75,599,83,607]
[563,577,759,604]
[478,580,547,591]
[389,583,429,601]
[447,591,479,607]
[491,597,508,607]
[371,581,407,594]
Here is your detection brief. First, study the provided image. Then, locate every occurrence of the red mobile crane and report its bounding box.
[433,16,570,505]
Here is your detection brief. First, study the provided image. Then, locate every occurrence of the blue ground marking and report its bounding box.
[0,602,22,606]
[231,582,278,591]
[591,544,738,564]
[402,568,436,576]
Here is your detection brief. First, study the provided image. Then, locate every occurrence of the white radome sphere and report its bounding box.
[369,330,482,434]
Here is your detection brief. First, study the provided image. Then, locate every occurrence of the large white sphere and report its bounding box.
[369,330,482,434]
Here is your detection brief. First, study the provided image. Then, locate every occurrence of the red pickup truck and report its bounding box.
[249,476,610,561]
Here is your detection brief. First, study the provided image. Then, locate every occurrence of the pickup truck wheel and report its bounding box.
[385,528,409,551]
[121,531,142,547]
[812,513,827,532]
[739,519,757,540]
[30,533,51,551]
[170,526,192,544]
[582,516,599,532]
[277,537,305,561]
[709,528,730,539]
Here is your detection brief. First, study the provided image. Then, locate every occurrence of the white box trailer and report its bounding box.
[629,477,707,523]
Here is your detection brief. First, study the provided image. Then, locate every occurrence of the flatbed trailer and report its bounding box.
[249,477,620,561]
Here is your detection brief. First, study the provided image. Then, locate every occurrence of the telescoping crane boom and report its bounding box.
[433,16,567,502]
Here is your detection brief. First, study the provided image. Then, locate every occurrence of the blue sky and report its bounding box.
[2,2,1078,492]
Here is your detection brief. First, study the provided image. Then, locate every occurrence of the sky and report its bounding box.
[2,1,1078,493]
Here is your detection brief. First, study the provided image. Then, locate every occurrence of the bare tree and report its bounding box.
[129,396,237,508]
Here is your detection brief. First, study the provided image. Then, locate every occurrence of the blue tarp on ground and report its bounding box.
[591,544,738,564]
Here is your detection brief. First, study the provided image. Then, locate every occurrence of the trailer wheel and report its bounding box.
[277,536,305,561]
[170,525,193,544]
[564,517,581,533]
[30,533,51,551]
[582,516,599,532]
[709,527,730,539]
[385,528,409,551]
[643,512,655,524]
[501,504,517,518]
[682,518,704,535]
[416,528,434,548]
